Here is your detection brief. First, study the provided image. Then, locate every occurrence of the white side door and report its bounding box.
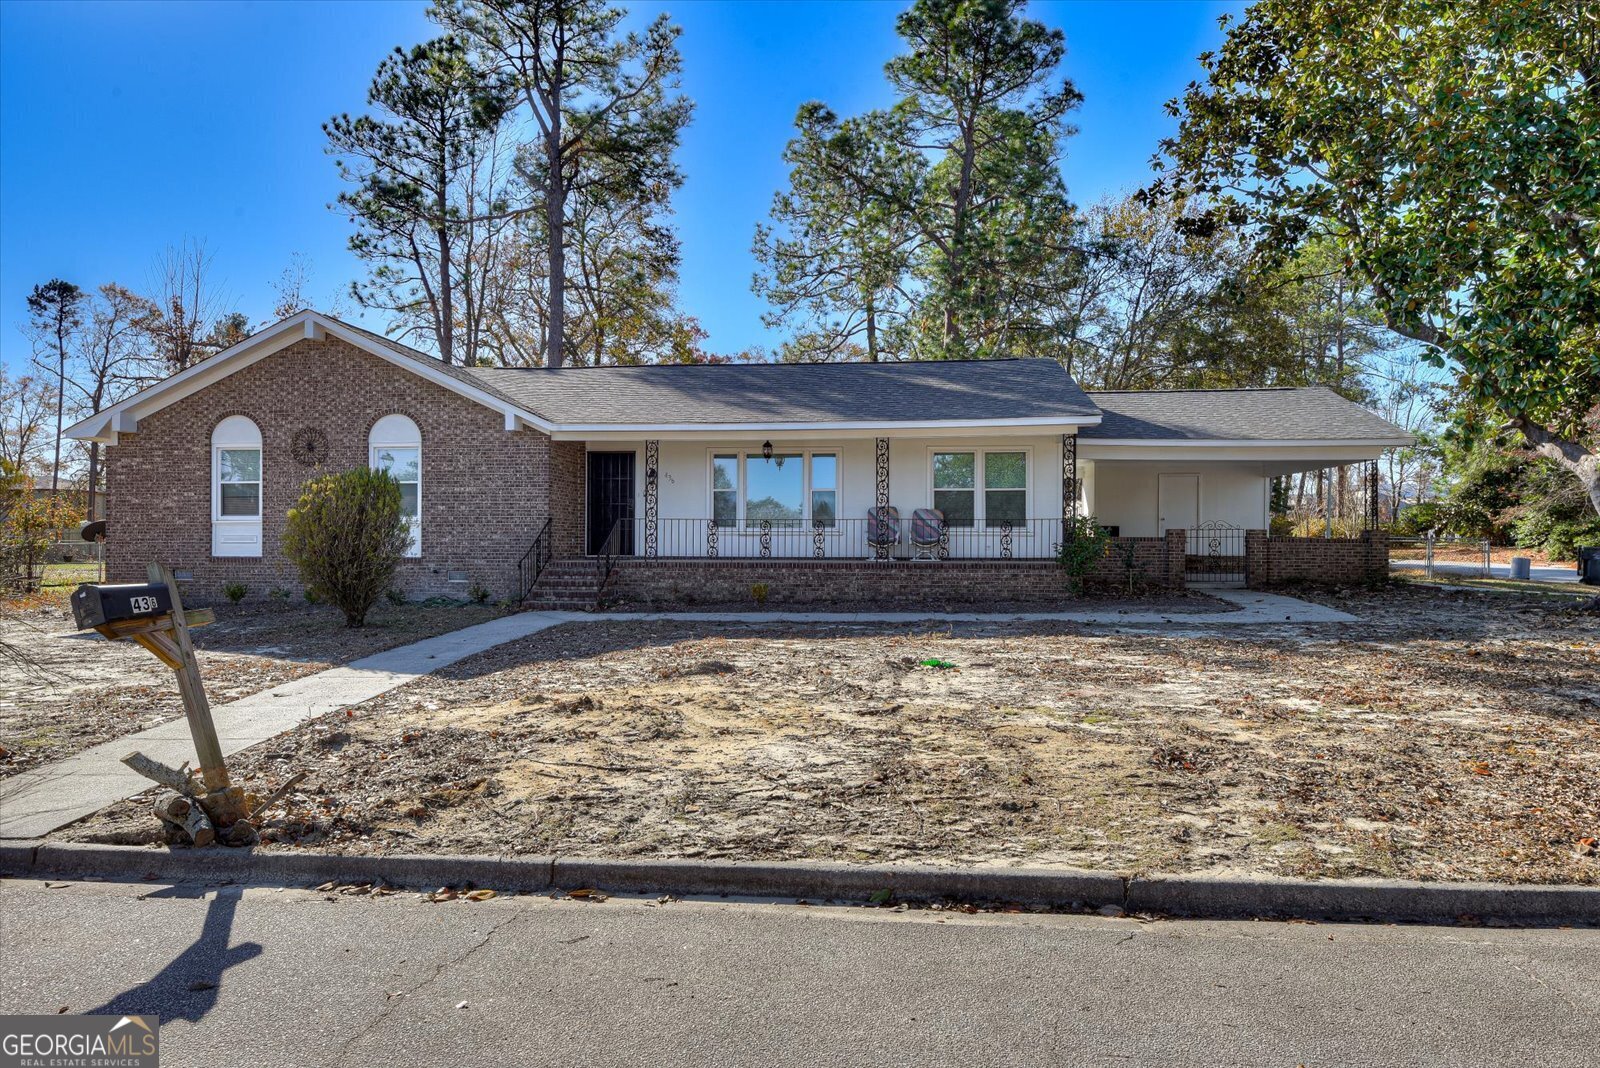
[1157,473,1199,535]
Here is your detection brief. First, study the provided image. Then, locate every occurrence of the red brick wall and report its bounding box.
[606,559,1079,609]
[1245,530,1389,587]
[105,337,564,603]
[606,538,1186,609]
[549,441,587,556]
[1088,535,1183,591]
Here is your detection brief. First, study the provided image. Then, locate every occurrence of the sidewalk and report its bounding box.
[0,590,1352,839]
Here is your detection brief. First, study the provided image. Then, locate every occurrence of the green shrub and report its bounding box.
[1056,516,1111,595]
[1390,501,1442,537]
[281,467,410,627]
[384,587,407,607]
[750,582,770,606]
[1512,512,1600,561]
[268,586,291,603]
[222,581,248,604]
[467,581,490,604]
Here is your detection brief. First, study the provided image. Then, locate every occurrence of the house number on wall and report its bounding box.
[291,427,330,466]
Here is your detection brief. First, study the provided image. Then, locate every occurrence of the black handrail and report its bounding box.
[516,516,554,603]
[595,518,622,596]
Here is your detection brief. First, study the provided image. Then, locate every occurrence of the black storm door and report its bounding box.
[586,452,636,555]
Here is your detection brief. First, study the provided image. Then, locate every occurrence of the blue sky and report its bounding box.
[0,0,1239,371]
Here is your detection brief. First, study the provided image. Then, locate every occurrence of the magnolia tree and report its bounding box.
[1152,0,1600,516]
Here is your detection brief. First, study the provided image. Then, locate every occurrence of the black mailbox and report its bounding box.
[71,582,173,631]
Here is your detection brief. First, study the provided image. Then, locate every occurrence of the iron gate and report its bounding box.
[1186,521,1247,585]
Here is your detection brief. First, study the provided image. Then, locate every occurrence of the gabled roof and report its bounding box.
[1082,387,1414,446]
[65,311,549,442]
[462,359,1101,430]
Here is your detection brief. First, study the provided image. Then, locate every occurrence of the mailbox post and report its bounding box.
[72,563,247,831]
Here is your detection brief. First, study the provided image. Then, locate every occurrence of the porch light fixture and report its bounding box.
[761,440,774,461]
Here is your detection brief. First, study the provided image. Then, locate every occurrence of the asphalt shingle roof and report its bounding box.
[1082,387,1412,442]
[462,359,1101,426]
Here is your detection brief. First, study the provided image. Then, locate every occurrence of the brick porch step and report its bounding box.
[524,557,614,610]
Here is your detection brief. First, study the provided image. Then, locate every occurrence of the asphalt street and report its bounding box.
[1,876,1595,1067]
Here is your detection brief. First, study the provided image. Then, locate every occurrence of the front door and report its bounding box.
[587,452,636,555]
[1157,473,1199,534]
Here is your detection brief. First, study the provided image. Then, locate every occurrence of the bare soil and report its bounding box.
[59,586,1600,884]
[0,596,508,777]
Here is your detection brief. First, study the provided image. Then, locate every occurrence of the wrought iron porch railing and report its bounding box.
[595,518,624,586]
[620,517,1073,561]
[515,516,553,602]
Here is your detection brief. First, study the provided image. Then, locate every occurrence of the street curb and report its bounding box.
[1125,872,1600,925]
[3,842,1596,925]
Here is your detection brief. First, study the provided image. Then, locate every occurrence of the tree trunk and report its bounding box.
[1513,416,1600,518]
[546,124,566,369]
[50,337,65,499]
[864,293,878,363]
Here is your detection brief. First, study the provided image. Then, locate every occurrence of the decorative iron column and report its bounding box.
[875,437,890,560]
[643,439,659,558]
[1367,459,1381,530]
[1061,433,1078,540]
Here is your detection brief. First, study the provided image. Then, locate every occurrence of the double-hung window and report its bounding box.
[932,450,1028,528]
[711,451,839,528]
[211,415,263,557]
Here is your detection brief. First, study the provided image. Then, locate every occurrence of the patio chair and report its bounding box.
[866,505,900,560]
[909,508,946,560]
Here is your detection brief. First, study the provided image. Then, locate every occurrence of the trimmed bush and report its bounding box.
[222,582,248,604]
[282,467,410,627]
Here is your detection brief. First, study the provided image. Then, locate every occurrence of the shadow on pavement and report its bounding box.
[86,884,262,1023]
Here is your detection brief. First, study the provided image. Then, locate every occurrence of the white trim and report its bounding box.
[554,415,1099,437]
[210,415,263,558]
[64,310,551,443]
[1084,436,1412,448]
[369,414,422,558]
[705,447,841,530]
[925,446,1033,530]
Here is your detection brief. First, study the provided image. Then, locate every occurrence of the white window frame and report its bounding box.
[211,415,262,558]
[369,415,422,557]
[926,447,1033,530]
[705,448,841,531]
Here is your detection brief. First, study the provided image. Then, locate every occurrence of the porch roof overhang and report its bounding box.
[550,416,1097,442]
[1081,439,1408,475]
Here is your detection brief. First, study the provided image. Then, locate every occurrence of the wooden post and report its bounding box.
[148,562,230,794]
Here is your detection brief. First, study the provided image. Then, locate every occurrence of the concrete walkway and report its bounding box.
[0,590,1351,840]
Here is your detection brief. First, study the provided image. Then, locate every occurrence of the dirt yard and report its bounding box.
[0,596,508,777]
[58,585,1600,885]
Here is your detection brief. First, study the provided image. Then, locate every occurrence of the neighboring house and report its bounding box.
[65,310,1411,607]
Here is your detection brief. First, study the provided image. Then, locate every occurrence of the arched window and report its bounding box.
[369,414,421,557]
[211,415,262,557]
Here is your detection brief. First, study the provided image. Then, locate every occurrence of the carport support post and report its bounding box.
[148,562,229,794]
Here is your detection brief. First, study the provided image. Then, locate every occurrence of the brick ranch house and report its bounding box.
[66,310,1412,608]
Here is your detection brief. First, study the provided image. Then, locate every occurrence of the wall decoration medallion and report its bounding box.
[290,426,330,466]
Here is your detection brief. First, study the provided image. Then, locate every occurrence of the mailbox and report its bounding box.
[71,582,173,631]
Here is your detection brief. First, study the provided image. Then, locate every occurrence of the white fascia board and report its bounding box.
[65,311,552,442]
[549,415,1101,441]
[1083,437,1413,449]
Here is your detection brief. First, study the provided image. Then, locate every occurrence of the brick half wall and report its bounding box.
[1245,530,1389,587]
[606,536,1185,610]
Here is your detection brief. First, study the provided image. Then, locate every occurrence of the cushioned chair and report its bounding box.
[866,506,900,559]
[909,508,946,560]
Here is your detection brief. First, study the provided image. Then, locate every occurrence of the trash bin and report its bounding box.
[1579,546,1600,587]
[1509,556,1531,581]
